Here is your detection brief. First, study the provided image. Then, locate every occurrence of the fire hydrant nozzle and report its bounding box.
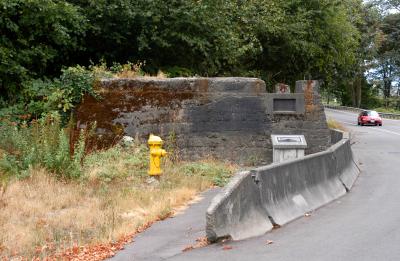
[148,134,167,176]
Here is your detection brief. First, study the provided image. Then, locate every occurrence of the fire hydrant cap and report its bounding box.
[148,134,163,145]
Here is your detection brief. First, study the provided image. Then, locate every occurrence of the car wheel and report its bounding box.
[358,121,360,126]
[379,123,382,126]
[361,122,364,126]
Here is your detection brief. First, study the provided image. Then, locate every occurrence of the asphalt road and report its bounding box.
[165,108,400,261]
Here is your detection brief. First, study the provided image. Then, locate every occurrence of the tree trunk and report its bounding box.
[354,76,362,108]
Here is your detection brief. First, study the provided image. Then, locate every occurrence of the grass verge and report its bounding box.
[0,143,236,259]
[373,107,400,114]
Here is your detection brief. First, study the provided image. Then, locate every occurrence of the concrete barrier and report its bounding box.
[254,150,346,226]
[329,129,359,190]
[206,171,273,242]
[330,128,343,144]
[331,138,360,191]
[206,131,359,241]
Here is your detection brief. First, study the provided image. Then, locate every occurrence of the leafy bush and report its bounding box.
[0,113,86,179]
[163,66,194,78]
[0,64,110,124]
[24,66,100,116]
[0,103,27,125]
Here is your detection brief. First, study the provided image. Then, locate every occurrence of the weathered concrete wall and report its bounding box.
[76,78,330,164]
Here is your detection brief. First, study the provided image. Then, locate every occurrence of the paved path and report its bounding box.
[112,109,400,261]
[110,188,220,261]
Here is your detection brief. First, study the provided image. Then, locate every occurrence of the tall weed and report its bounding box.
[0,113,85,179]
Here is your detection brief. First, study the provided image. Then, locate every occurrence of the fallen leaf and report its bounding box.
[304,212,311,217]
[266,240,274,245]
[222,245,233,250]
[182,246,194,252]
[195,237,209,245]
[273,223,281,229]
[181,237,209,252]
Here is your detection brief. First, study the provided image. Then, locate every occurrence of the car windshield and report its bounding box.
[368,111,379,117]
[361,111,379,117]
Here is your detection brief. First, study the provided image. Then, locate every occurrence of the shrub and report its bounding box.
[163,66,194,78]
[0,113,86,179]
[21,65,102,120]
[0,62,145,125]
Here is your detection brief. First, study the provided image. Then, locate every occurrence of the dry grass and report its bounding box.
[0,144,235,259]
[113,62,167,79]
[155,70,168,78]
[113,62,144,78]
[327,118,347,131]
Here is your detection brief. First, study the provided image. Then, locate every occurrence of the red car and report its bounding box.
[358,110,383,126]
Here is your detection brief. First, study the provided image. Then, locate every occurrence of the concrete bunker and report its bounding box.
[75,78,330,165]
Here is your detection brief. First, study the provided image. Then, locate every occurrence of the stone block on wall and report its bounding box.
[275,83,291,94]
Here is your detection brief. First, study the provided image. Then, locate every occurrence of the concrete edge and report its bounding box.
[206,171,250,214]
[329,129,360,190]
[206,170,274,241]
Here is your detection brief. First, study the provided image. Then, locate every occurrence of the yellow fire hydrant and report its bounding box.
[148,134,167,177]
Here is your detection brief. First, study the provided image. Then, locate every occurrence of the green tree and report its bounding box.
[1,0,382,114]
[249,0,363,90]
[369,0,400,12]
[0,0,87,102]
[369,13,400,102]
[341,1,381,107]
[67,0,265,76]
